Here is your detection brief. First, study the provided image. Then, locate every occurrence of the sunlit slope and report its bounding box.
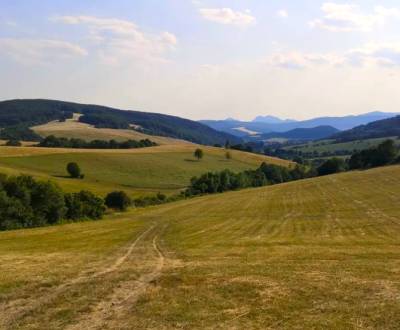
[32,115,190,146]
[0,145,290,196]
[1,166,400,328]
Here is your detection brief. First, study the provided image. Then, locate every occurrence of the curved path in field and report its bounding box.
[0,222,166,330]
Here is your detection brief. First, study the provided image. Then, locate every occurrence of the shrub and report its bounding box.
[105,191,131,211]
[0,174,108,231]
[317,158,346,176]
[194,148,204,160]
[5,140,22,147]
[65,191,105,220]
[67,162,82,179]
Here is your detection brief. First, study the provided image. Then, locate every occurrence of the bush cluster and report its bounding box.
[38,135,157,149]
[0,175,106,231]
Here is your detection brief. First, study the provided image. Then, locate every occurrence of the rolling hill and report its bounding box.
[0,144,291,197]
[332,115,400,142]
[32,113,189,146]
[1,165,399,328]
[260,125,339,141]
[0,99,241,146]
[200,111,399,137]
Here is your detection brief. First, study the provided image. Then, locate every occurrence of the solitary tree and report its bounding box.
[194,148,204,161]
[66,162,82,179]
[105,191,131,211]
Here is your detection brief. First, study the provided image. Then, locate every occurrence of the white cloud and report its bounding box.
[266,51,345,69]
[348,42,400,67]
[0,38,87,65]
[199,8,256,26]
[266,43,400,70]
[53,15,177,65]
[277,10,288,18]
[310,3,400,32]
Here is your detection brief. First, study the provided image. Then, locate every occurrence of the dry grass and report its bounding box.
[1,165,400,328]
[32,115,191,146]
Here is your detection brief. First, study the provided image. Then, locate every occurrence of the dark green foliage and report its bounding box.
[231,144,253,153]
[38,135,157,149]
[259,163,292,184]
[185,162,309,197]
[65,191,105,220]
[79,113,130,129]
[0,126,42,142]
[317,158,346,176]
[0,177,105,231]
[348,139,398,169]
[105,191,131,211]
[133,193,168,208]
[67,162,82,179]
[194,148,204,160]
[0,174,106,231]
[0,99,240,145]
[5,140,22,146]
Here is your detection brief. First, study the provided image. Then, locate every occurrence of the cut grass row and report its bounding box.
[1,165,399,328]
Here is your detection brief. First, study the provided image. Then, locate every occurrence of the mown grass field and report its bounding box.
[0,145,290,197]
[1,165,399,329]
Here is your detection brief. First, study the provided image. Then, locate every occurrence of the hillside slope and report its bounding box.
[260,125,339,140]
[32,114,190,146]
[332,115,400,142]
[0,99,241,145]
[1,165,399,328]
[0,145,291,197]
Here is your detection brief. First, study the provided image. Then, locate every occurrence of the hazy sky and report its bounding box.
[1,0,400,120]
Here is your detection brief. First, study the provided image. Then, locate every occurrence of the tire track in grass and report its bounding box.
[0,223,156,329]
[65,228,166,330]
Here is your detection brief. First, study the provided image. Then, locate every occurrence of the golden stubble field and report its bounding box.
[1,165,400,329]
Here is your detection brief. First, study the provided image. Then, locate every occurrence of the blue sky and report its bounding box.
[1,0,400,120]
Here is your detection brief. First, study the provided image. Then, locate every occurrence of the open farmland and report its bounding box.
[1,165,399,329]
[0,145,290,197]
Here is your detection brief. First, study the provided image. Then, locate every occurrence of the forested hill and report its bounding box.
[332,115,400,142]
[0,99,241,145]
[260,125,340,140]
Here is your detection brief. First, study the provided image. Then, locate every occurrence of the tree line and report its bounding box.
[185,163,309,196]
[185,139,399,197]
[38,135,157,149]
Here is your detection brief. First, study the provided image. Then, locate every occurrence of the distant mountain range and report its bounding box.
[332,115,400,142]
[252,115,296,124]
[0,99,241,145]
[259,126,340,141]
[200,111,400,138]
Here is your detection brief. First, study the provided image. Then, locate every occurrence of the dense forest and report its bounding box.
[0,99,241,145]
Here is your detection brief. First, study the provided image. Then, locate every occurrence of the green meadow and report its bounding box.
[0,145,290,197]
[1,165,400,329]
